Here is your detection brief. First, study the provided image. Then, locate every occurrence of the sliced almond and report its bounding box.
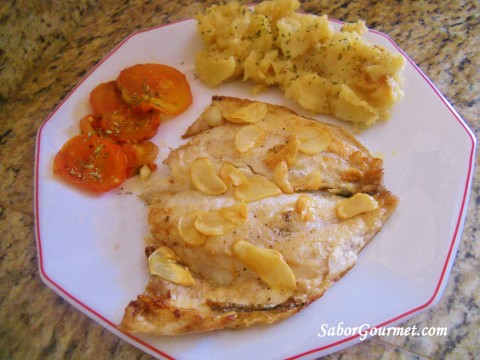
[148,247,194,286]
[223,101,268,124]
[234,175,282,202]
[273,160,294,194]
[336,193,379,219]
[296,126,332,154]
[232,240,296,291]
[195,210,236,236]
[178,212,207,246]
[190,157,227,195]
[264,135,300,168]
[291,170,322,191]
[235,125,266,153]
[219,162,250,188]
[296,194,315,221]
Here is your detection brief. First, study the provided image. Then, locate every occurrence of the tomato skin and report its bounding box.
[53,134,127,193]
[117,63,193,115]
[122,141,159,177]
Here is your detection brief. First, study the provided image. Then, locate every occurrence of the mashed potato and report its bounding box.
[194,0,405,126]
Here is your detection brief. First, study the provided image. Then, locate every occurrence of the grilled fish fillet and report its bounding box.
[119,96,398,335]
[173,96,384,195]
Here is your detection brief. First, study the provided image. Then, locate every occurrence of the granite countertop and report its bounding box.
[0,0,478,359]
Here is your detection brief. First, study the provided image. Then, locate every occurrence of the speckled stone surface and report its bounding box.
[0,0,478,359]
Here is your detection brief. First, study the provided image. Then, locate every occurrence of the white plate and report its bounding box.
[34,15,476,360]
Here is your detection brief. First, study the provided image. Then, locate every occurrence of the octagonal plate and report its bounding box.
[34,15,476,360]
